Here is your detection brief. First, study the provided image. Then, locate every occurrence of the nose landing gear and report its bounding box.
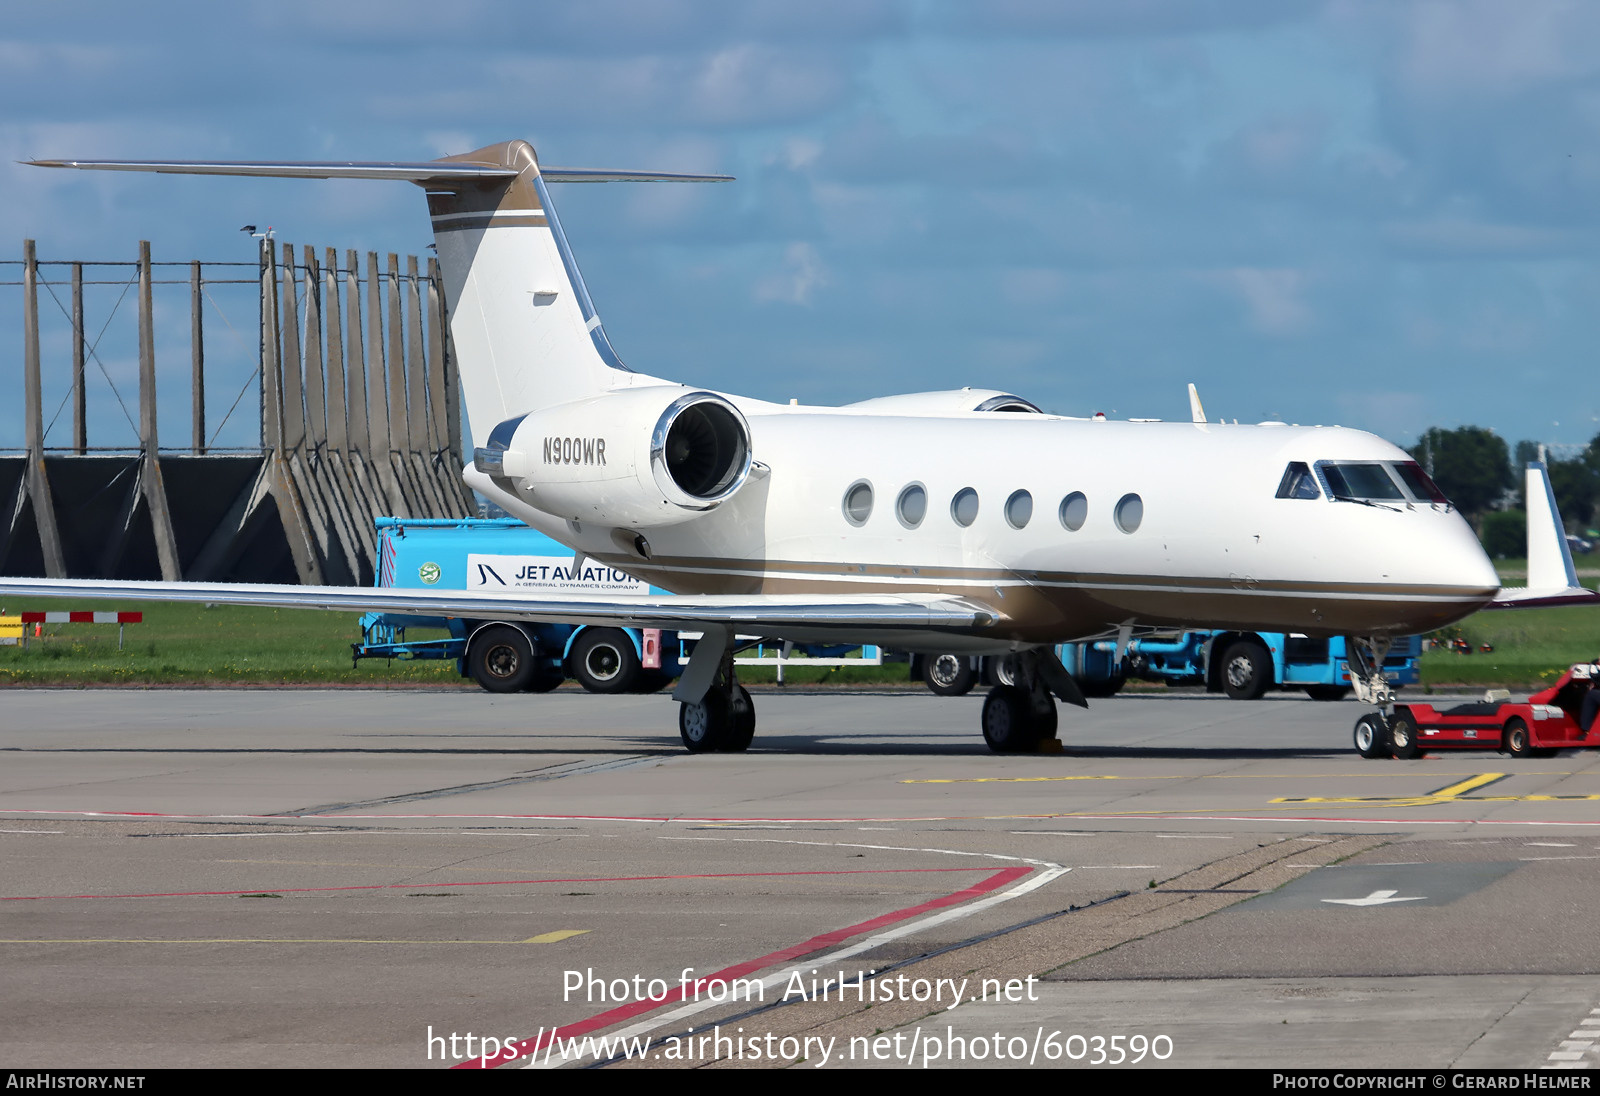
[1348,636,1399,759]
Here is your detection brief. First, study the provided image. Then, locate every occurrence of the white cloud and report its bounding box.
[1222,267,1314,335]
[754,242,827,304]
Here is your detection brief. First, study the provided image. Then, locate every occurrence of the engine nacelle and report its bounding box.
[473,387,752,528]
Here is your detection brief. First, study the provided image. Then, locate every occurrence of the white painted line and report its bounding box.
[1073,865,1161,870]
[1157,834,1233,840]
[1526,842,1576,847]
[0,829,64,835]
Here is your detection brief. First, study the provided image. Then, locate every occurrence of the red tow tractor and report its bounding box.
[1354,663,1600,759]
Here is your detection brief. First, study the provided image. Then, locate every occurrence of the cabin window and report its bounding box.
[843,480,874,526]
[1005,490,1033,529]
[896,483,927,529]
[1275,462,1321,500]
[951,487,980,527]
[1393,461,1450,504]
[1316,462,1404,501]
[1114,493,1144,534]
[1059,492,1088,531]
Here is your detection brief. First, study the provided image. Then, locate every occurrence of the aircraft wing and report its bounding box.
[1485,461,1600,611]
[0,577,997,637]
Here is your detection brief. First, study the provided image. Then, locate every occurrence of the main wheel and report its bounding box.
[679,690,732,753]
[1388,711,1422,759]
[570,629,640,694]
[922,653,977,697]
[1220,642,1271,700]
[1502,717,1532,758]
[467,625,535,693]
[721,685,756,752]
[981,685,1040,753]
[1305,685,1351,702]
[1353,713,1389,759]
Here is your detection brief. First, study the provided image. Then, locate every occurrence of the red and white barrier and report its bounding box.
[3,611,143,649]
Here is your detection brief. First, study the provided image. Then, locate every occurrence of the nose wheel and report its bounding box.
[1353,712,1390,758]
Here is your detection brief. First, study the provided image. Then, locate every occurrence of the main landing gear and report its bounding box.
[979,647,1088,754]
[1347,635,1411,760]
[676,639,756,753]
[669,633,1087,756]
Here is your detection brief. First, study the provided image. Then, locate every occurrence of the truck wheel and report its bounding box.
[1502,717,1532,758]
[679,690,731,753]
[1353,713,1389,759]
[1078,674,1125,699]
[1305,685,1351,701]
[570,629,640,694]
[923,653,976,697]
[983,656,1017,688]
[1220,642,1271,700]
[524,673,563,694]
[468,626,535,694]
[1388,712,1422,759]
[633,670,675,694]
[981,686,1040,753]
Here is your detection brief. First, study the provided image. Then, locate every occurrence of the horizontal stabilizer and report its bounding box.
[0,577,995,636]
[25,159,731,185]
[1487,586,1600,609]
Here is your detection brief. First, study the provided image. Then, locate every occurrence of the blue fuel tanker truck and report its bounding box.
[352,517,678,694]
[916,631,1421,700]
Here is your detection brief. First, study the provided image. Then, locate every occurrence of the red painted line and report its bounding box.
[0,865,986,902]
[458,863,1033,1069]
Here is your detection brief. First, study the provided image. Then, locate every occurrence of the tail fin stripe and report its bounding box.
[432,216,548,231]
[431,209,544,225]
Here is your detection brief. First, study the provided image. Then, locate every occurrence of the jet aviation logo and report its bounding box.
[418,562,442,585]
[543,436,607,466]
[467,554,647,595]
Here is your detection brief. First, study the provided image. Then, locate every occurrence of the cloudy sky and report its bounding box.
[4,0,1599,453]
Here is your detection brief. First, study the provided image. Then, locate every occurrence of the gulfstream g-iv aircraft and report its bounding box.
[7,140,1590,755]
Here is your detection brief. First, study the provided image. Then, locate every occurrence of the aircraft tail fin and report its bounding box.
[28,144,732,447]
[1525,460,1580,591]
[1489,461,1599,608]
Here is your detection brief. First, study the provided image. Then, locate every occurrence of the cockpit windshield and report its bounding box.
[1275,461,1321,500]
[1283,459,1454,508]
[1391,461,1449,504]
[1318,462,1405,501]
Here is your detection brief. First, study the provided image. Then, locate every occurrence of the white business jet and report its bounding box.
[9,140,1589,754]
